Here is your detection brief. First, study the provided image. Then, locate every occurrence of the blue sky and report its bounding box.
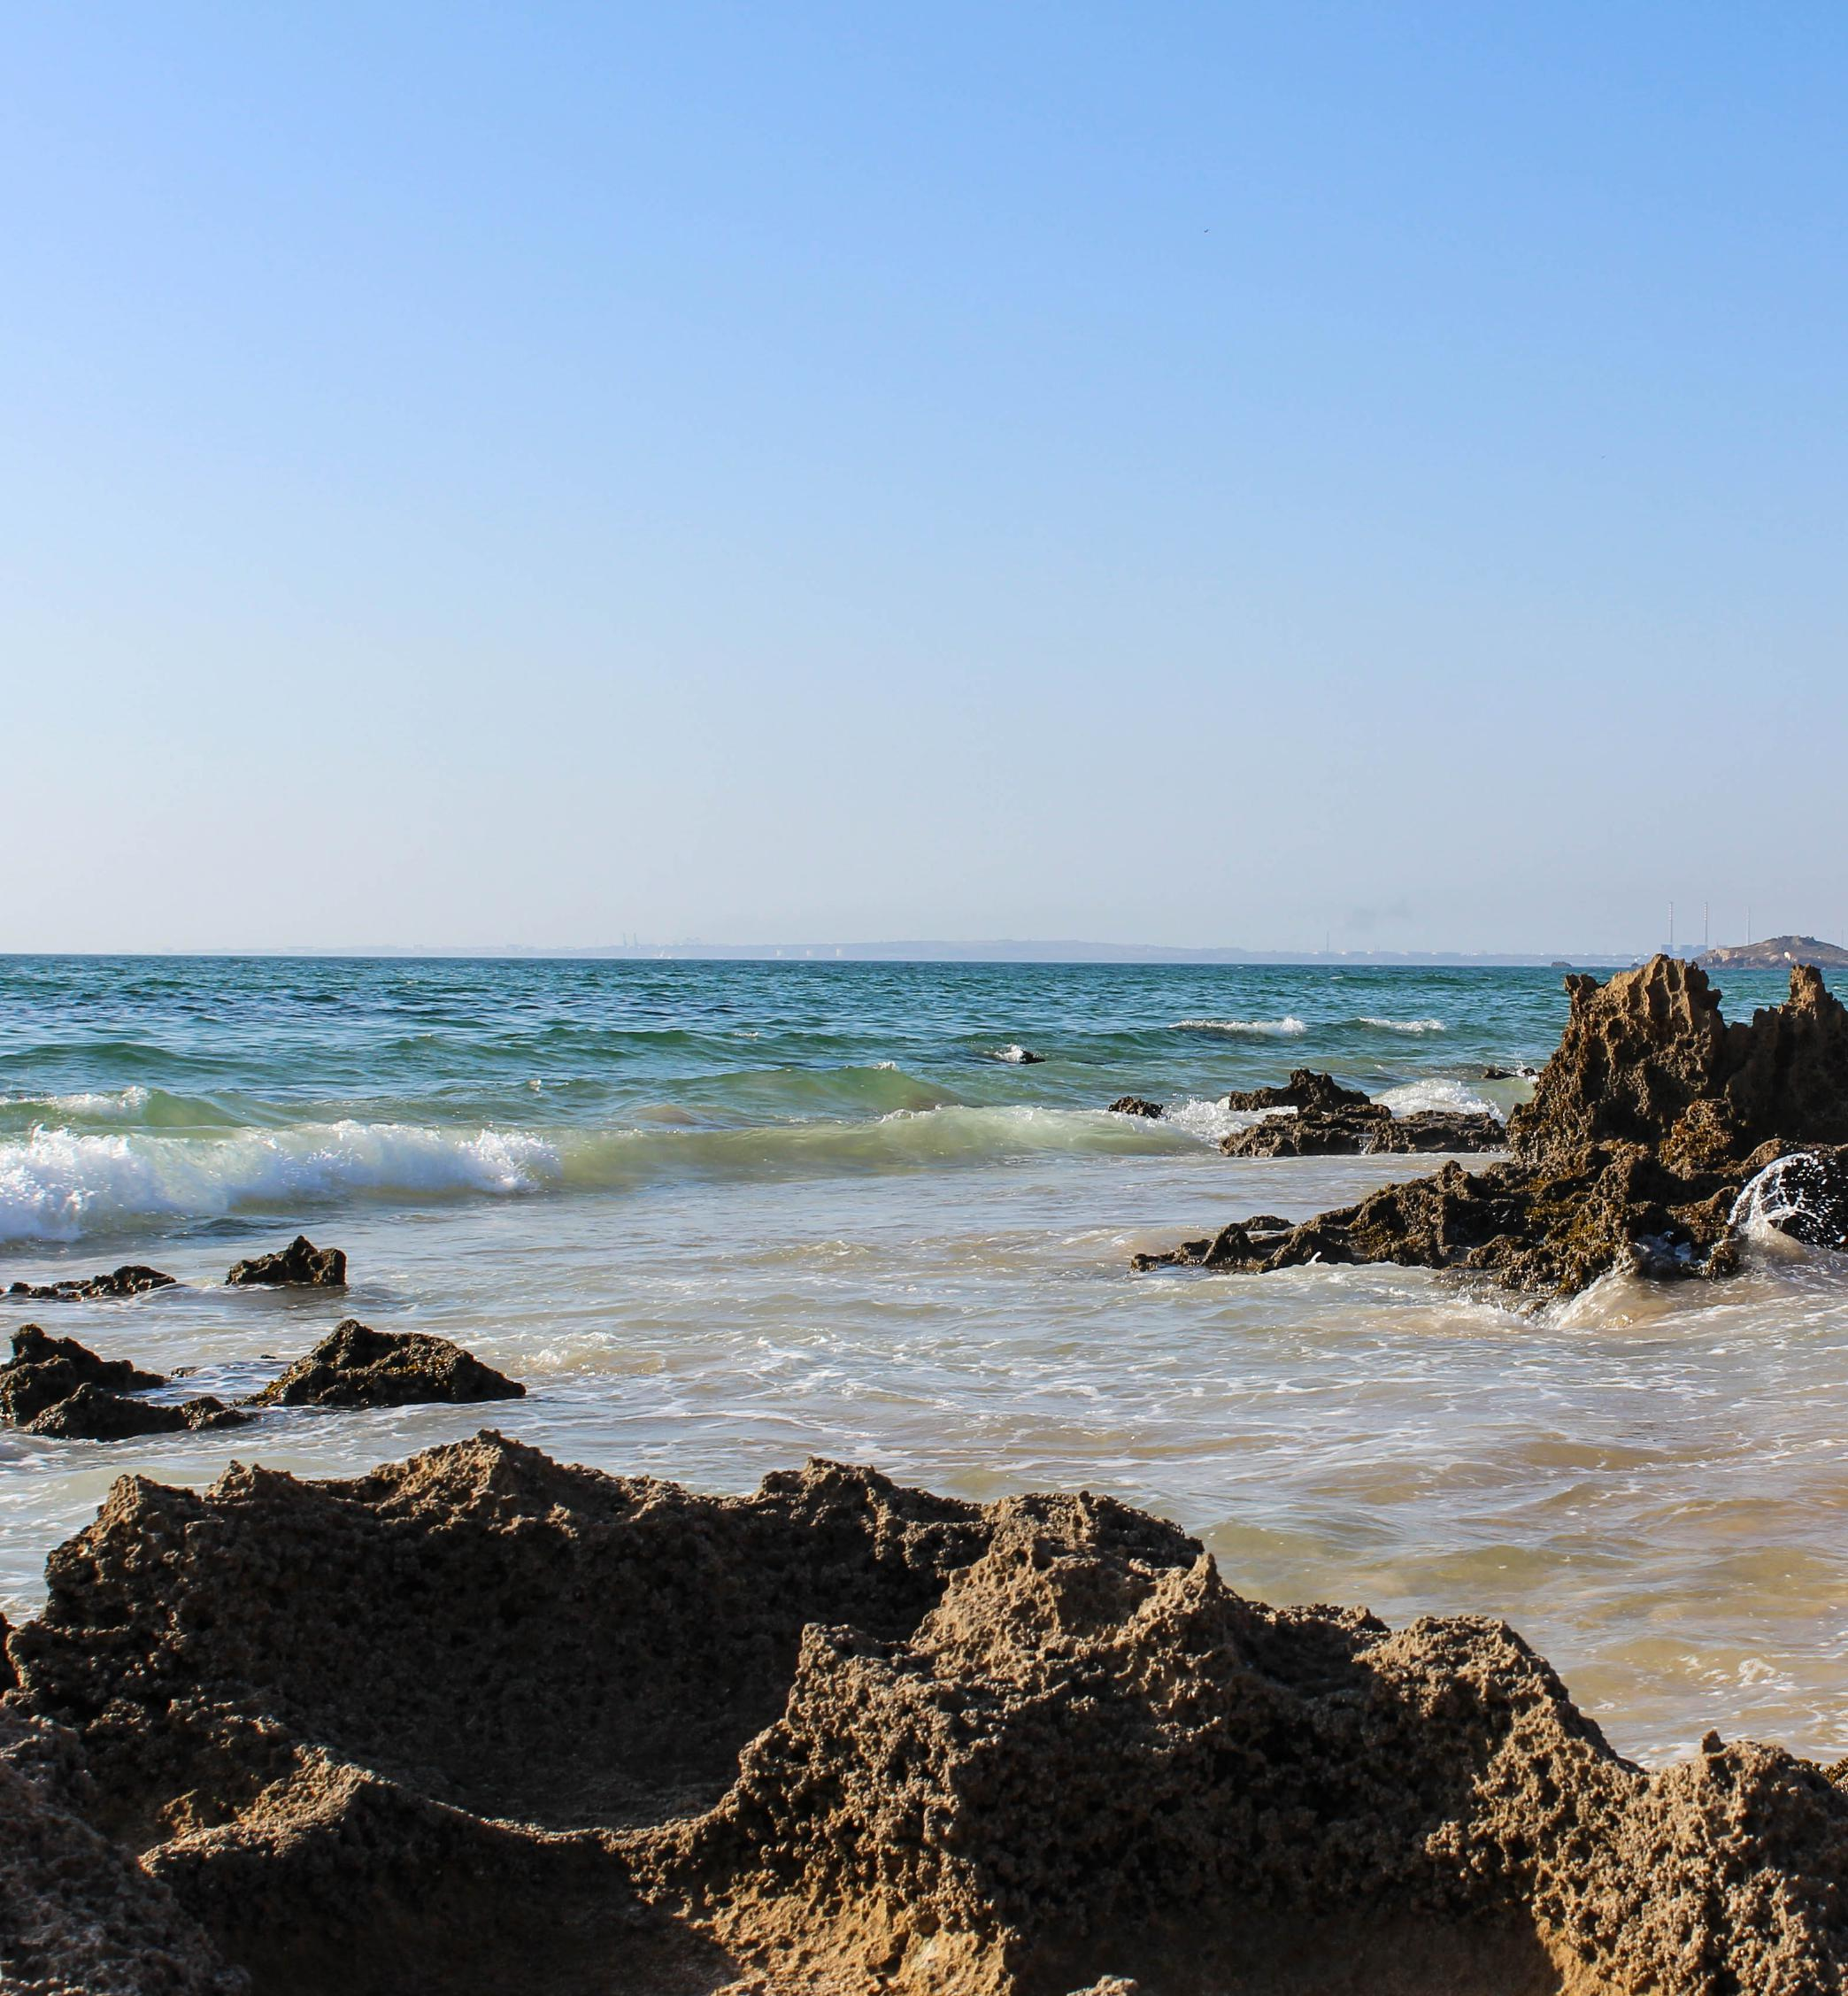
[5,4,1844,952]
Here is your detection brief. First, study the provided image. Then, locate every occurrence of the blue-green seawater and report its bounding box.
[1,955,1841,1766]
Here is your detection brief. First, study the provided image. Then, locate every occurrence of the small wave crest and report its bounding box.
[1354,1016,1448,1034]
[1170,1017,1309,1037]
[1374,1077,1502,1121]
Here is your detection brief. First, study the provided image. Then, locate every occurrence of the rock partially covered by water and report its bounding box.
[5,1265,177,1302]
[1219,1103,1505,1157]
[8,1434,1848,1995]
[1105,1096,1164,1119]
[248,1319,525,1408]
[1222,1067,1371,1113]
[0,1326,166,1427]
[1143,959,1848,1296]
[25,1384,250,1441]
[226,1235,347,1288]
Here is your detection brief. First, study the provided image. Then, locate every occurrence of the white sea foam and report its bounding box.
[1159,1098,1284,1144]
[0,1122,562,1243]
[994,1044,1036,1063]
[0,1086,152,1117]
[1170,1016,1309,1037]
[1356,1016,1448,1034]
[1374,1077,1503,1121]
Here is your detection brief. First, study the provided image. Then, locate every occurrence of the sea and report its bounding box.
[2,952,1841,1767]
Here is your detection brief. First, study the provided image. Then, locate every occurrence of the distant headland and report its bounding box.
[1698,934,1848,970]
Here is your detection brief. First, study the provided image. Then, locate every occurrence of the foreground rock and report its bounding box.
[1105,1095,1165,1118]
[5,1264,177,1301]
[6,1434,1848,1994]
[226,1235,347,1287]
[248,1319,525,1407]
[1138,958,1848,1295]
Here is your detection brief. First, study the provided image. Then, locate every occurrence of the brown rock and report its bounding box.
[1144,959,1848,1296]
[9,1436,1848,1994]
[247,1319,525,1408]
[5,1264,177,1301]
[1105,1097,1164,1118]
[1218,1105,1505,1157]
[1221,1067,1371,1113]
[0,1325,166,1427]
[24,1383,250,1441]
[225,1235,347,1287]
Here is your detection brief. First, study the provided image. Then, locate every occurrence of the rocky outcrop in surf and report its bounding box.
[1221,1068,1371,1114]
[248,1320,525,1408]
[5,1264,177,1301]
[0,1325,249,1441]
[1137,959,1848,1295]
[1218,1102,1505,1157]
[6,1433,1848,1994]
[1105,1096,1165,1118]
[226,1236,348,1288]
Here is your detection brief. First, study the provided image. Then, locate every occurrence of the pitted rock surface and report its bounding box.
[0,1325,168,1429]
[7,1433,1848,1994]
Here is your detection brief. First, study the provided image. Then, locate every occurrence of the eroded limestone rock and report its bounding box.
[5,1265,177,1301]
[7,1434,1848,1995]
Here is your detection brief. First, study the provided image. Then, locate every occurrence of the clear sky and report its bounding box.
[5,4,1844,955]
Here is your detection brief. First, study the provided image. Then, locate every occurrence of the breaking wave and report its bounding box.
[1374,1077,1503,1121]
[0,1106,1204,1244]
[1354,1017,1448,1034]
[1170,1017,1309,1037]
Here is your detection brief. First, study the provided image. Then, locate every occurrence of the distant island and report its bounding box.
[1698,934,1848,970]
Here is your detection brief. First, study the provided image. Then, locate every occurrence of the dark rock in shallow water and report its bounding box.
[9,1433,1848,1995]
[1105,1095,1165,1118]
[1218,1104,1505,1158]
[0,1325,166,1427]
[25,1383,250,1440]
[1221,1067,1370,1113]
[225,1235,347,1288]
[248,1319,524,1408]
[1140,959,1848,1297]
[1481,1064,1539,1081]
[5,1264,177,1302]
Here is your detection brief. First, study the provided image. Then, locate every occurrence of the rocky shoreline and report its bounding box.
[1136,957,1848,1295]
[6,1433,1848,1995]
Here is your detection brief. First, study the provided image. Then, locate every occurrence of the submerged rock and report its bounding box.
[0,1325,166,1428]
[248,1319,525,1408]
[1140,959,1848,1296]
[225,1235,347,1288]
[24,1384,250,1441]
[5,1264,177,1302]
[995,1044,1045,1064]
[1105,1096,1165,1118]
[8,1434,1848,1995]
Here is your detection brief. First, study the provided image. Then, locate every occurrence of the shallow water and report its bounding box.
[0,954,1836,1766]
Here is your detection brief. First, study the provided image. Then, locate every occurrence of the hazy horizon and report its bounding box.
[8,5,1844,955]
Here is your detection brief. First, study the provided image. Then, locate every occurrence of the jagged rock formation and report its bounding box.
[1218,1104,1505,1158]
[5,1265,177,1301]
[247,1320,525,1408]
[5,1434,1848,1994]
[1136,959,1848,1295]
[226,1237,347,1288]
[1105,1097,1165,1119]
